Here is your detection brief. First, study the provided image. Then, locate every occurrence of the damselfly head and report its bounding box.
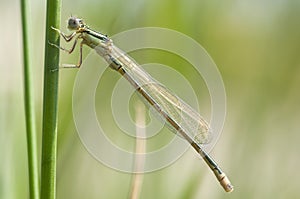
[67,16,84,30]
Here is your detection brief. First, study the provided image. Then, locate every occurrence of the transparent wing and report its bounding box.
[110,46,212,145]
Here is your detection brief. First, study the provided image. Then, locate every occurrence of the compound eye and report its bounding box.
[68,19,77,28]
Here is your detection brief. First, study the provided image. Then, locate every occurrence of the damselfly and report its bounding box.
[50,16,233,192]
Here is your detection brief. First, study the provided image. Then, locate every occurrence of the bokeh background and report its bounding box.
[1,0,300,198]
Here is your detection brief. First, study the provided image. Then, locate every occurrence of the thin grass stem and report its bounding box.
[20,0,40,198]
[129,101,146,199]
[41,0,61,198]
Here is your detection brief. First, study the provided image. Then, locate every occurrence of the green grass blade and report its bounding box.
[41,0,61,198]
[20,0,40,198]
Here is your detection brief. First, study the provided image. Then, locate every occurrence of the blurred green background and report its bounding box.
[1,0,300,198]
